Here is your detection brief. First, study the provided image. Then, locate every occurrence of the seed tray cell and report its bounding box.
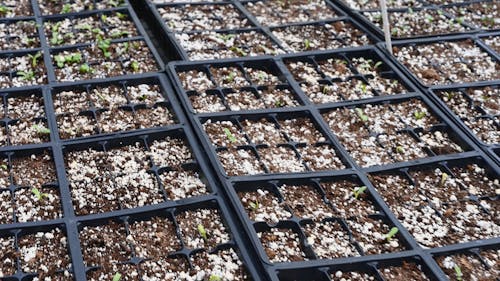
[36,0,127,15]
[335,0,424,11]
[390,37,500,87]
[51,77,177,140]
[0,0,33,18]
[480,33,500,55]
[0,51,47,89]
[442,1,499,31]
[429,84,499,149]
[433,248,499,281]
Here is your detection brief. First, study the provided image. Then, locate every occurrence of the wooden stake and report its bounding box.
[379,0,393,54]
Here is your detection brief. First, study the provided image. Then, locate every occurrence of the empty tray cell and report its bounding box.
[52,40,158,82]
[330,270,378,280]
[435,251,499,281]
[393,39,500,86]
[175,30,283,61]
[157,3,251,32]
[44,11,138,47]
[362,8,470,39]
[37,0,127,15]
[190,248,251,281]
[176,208,230,250]
[279,184,334,220]
[258,227,307,262]
[303,220,359,259]
[0,0,33,18]
[482,35,499,55]
[271,21,371,53]
[0,235,16,277]
[244,0,340,26]
[159,167,209,201]
[18,228,72,279]
[0,20,39,51]
[128,216,181,259]
[0,51,47,89]
[435,86,499,145]
[217,148,265,176]
[378,261,431,280]
[444,2,499,30]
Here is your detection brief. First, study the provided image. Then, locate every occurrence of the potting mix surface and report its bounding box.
[0,0,498,281]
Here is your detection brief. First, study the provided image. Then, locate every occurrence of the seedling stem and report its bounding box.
[197,224,208,241]
[386,227,399,241]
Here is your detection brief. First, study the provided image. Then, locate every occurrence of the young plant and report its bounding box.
[355,108,369,122]
[112,273,122,281]
[385,227,399,241]
[453,265,463,281]
[17,70,35,81]
[209,275,221,281]
[130,61,139,72]
[217,34,235,42]
[197,224,208,241]
[249,201,259,211]
[395,146,405,154]
[111,31,129,39]
[304,38,311,50]
[116,12,127,20]
[230,46,247,57]
[31,187,49,201]
[50,22,63,45]
[225,72,236,83]
[440,172,448,186]
[96,35,112,58]
[374,61,383,69]
[79,63,92,74]
[413,111,426,120]
[353,186,367,199]
[33,124,50,135]
[223,128,237,143]
[1,164,7,170]
[28,52,43,67]
[0,5,10,15]
[61,3,72,13]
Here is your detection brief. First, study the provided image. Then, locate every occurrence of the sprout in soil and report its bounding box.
[355,108,369,122]
[304,38,311,50]
[374,61,383,69]
[111,31,129,39]
[440,172,448,186]
[61,3,72,13]
[32,187,49,201]
[79,63,92,74]
[385,227,399,241]
[97,35,112,58]
[275,100,284,107]
[353,186,367,199]
[197,224,208,241]
[223,128,237,143]
[225,72,236,83]
[209,275,222,281]
[130,61,140,72]
[230,46,247,57]
[454,265,463,281]
[51,22,63,45]
[33,124,51,135]
[414,111,426,120]
[217,34,235,42]
[360,83,368,94]
[0,5,10,15]
[28,52,43,67]
[249,201,259,211]
[322,85,330,94]
[1,164,7,170]
[395,146,405,154]
[116,12,127,20]
[17,70,35,81]
[113,273,122,281]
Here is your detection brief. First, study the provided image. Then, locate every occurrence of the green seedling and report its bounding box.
[197,224,208,241]
[304,38,311,50]
[97,35,112,58]
[322,85,330,94]
[217,34,235,42]
[33,124,50,134]
[17,70,35,81]
[111,31,129,38]
[116,12,127,20]
[391,27,399,36]
[355,108,369,122]
[230,46,247,57]
[112,273,122,281]
[456,17,464,25]
[223,128,237,143]
[209,275,221,281]
[28,52,42,67]
[408,7,414,13]
[101,14,108,23]
[61,3,72,13]
[396,146,405,154]
[225,72,236,83]
[360,83,368,94]
[440,172,448,186]
[76,23,92,31]
[55,55,66,68]
[275,99,284,107]
[92,28,102,34]
[249,201,259,211]
[51,22,63,45]
[1,164,7,170]
[353,186,367,199]
[425,15,434,22]
[386,227,399,241]
[31,187,49,201]
[79,63,92,74]
[110,0,124,7]
[437,9,444,16]
[0,5,10,15]
[454,265,463,281]
[374,61,383,69]
[130,61,139,72]
[481,17,495,25]
[413,111,426,120]
[257,71,266,82]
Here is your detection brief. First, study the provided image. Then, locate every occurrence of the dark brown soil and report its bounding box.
[176,209,230,250]
[379,262,430,281]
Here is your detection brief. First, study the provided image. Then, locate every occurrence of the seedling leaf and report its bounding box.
[61,3,72,13]
[79,63,92,74]
[209,275,221,281]
[355,108,369,122]
[223,128,237,143]
[17,71,35,81]
[32,187,49,201]
[249,201,259,210]
[374,61,383,69]
[386,227,399,241]
[440,172,448,186]
[32,124,51,135]
[197,224,208,241]
[396,146,405,154]
[353,186,367,199]
[112,273,122,281]
[1,164,7,170]
[414,111,426,120]
[304,38,311,50]
[130,61,139,72]
[454,265,463,281]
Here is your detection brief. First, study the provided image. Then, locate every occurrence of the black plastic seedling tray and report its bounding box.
[0,73,273,281]
[167,47,499,280]
[0,0,164,92]
[141,0,380,61]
